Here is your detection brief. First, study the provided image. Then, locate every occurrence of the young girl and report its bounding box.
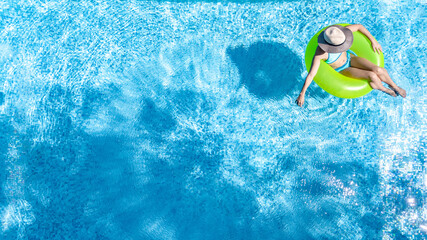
[296,24,406,107]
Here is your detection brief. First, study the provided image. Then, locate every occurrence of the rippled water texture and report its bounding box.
[0,1,426,239]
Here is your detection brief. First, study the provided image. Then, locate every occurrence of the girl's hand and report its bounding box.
[295,94,305,107]
[371,40,383,53]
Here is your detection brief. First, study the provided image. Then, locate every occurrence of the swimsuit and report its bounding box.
[325,49,357,72]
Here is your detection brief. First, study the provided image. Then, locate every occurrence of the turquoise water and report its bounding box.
[0,1,426,239]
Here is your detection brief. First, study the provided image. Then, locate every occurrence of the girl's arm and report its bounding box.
[346,24,383,53]
[296,47,326,107]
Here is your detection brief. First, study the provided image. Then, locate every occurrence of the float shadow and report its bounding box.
[227,42,303,100]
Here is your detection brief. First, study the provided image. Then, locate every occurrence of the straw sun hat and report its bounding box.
[317,25,354,53]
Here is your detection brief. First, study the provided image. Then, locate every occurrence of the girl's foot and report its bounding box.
[383,88,397,97]
[394,86,407,98]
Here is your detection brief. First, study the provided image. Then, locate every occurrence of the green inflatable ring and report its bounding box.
[304,23,384,99]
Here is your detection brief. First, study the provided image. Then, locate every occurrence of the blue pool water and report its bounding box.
[0,1,426,239]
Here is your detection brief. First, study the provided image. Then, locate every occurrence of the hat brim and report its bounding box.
[317,25,354,53]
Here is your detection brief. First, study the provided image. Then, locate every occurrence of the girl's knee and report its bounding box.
[373,66,386,75]
[368,73,383,89]
[369,82,380,89]
[368,72,380,82]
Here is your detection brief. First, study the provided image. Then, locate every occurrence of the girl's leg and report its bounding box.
[349,56,406,97]
[340,67,397,97]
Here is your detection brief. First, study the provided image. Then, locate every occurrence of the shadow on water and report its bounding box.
[136,98,177,137]
[0,92,4,106]
[0,116,12,206]
[227,42,303,100]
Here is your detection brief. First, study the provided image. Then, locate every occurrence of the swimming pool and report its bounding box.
[0,0,425,239]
